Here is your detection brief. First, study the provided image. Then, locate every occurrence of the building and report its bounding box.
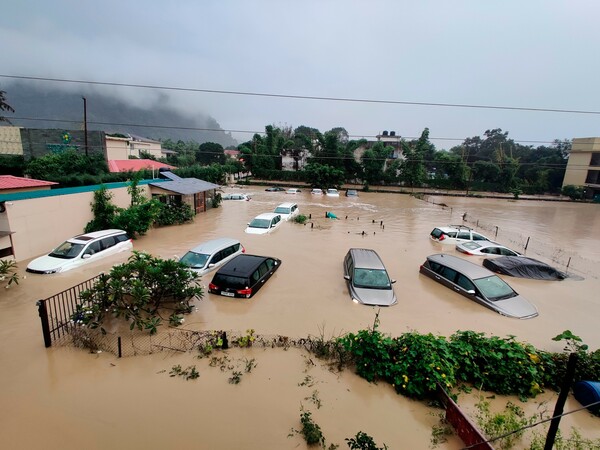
[107,159,175,174]
[562,137,600,199]
[105,134,163,160]
[376,131,402,159]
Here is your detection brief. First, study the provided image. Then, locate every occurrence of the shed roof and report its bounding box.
[108,160,175,173]
[0,175,58,190]
[150,178,220,195]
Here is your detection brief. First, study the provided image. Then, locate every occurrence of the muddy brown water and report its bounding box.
[1,189,599,449]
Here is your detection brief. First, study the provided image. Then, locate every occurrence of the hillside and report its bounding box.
[2,82,237,147]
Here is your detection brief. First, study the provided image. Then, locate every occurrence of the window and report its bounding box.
[100,236,116,251]
[473,276,515,301]
[439,266,458,282]
[114,234,129,243]
[456,274,475,292]
[457,231,471,240]
[258,262,269,277]
[585,170,600,184]
[210,251,223,265]
[591,153,600,166]
[84,241,102,256]
[428,261,442,274]
[251,270,261,283]
[472,233,487,241]
[500,248,517,256]
[265,258,275,270]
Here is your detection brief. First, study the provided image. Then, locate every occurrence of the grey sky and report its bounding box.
[2,0,599,148]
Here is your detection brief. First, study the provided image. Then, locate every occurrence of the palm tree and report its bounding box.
[1,90,15,123]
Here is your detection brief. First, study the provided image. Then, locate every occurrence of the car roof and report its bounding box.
[69,229,127,243]
[254,213,280,219]
[348,248,386,270]
[188,237,240,254]
[276,202,297,208]
[217,254,273,276]
[458,241,507,250]
[426,254,492,279]
[435,225,473,232]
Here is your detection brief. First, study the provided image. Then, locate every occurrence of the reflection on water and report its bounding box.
[1,188,599,448]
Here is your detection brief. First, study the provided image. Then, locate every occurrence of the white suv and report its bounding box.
[430,225,493,245]
[273,202,299,221]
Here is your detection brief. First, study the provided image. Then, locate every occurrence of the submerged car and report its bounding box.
[245,213,283,235]
[311,188,323,195]
[26,229,132,274]
[326,188,340,197]
[456,241,521,257]
[343,248,397,306]
[222,193,251,201]
[273,202,300,221]
[345,189,359,197]
[265,186,285,192]
[178,238,245,276]
[483,256,567,280]
[286,188,301,194]
[419,254,538,319]
[208,254,282,298]
[430,225,493,245]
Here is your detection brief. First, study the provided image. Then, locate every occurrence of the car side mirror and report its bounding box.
[208,263,215,268]
[344,275,350,281]
[466,289,476,295]
[391,279,396,284]
[82,254,91,260]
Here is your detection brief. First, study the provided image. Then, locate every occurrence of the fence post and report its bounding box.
[36,300,52,348]
[525,236,530,251]
[495,226,499,239]
[118,336,122,358]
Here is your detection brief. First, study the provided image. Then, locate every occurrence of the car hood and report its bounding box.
[351,286,397,306]
[493,294,538,319]
[27,255,73,272]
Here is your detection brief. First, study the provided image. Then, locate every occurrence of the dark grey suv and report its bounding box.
[419,254,538,319]
[209,254,281,299]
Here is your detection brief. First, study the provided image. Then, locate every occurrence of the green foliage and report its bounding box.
[294,214,308,224]
[169,365,200,380]
[304,163,345,188]
[196,142,226,165]
[0,89,15,123]
[561,185,585,201]
[84,186,118,233]
[25,150,108,181]
[474,398,528,449]
[345,431,388,450]
[154,202,195,226]
[299,410,325,447]
[211,192,222,208]
[529,426,600,449]
[72,252,202,335]
[0,259,19,287]
[234,329,256,348]
[228,371,242,384]
[112,200,161,238]
[173,163,226,184]
[0,155,26,176]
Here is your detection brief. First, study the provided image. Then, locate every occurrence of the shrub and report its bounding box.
[561,185,585,201]
[154,202,195,226]
[294,214,308,224]
[0,259,19,287]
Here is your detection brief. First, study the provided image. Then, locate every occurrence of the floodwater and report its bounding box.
[1,188,599,449]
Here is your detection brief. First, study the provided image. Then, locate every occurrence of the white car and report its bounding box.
[326,188,340,197]
[179,238,245,276]
[222,193,251,201]
[456,241,522,257]
[430,225,493,245]
[273,202,300,221]
[245,213,283,235]
[26,229,132,274]
[311,188,323,195]
[286,188,301,194]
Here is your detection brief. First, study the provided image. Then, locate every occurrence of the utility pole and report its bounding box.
[82,96,88,156]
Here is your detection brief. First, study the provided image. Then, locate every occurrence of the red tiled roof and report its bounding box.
[108,160,176,173]
[0,175,58,190]
[224,150,241,155]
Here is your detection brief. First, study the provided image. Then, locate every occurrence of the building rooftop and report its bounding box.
[0,175,58,191]
[108,159,175,173]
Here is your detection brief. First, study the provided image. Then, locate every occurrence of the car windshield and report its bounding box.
[353,268,391,289]
[274,207,291,214]
[431,228,443,238]
[249,218,271,229]
[473,275,516,301]
[49,241,85,259]
[179,251,210,269]
[212,274,248,289]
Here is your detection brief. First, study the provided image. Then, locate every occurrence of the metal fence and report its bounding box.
[36,274,102,348]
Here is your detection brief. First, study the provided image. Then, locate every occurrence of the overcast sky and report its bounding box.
[2,1,599,148]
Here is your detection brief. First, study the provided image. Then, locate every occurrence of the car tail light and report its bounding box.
[439,234,446,241]
[241,245,246,253]
[209,283,218,290]
[237,288,252,298]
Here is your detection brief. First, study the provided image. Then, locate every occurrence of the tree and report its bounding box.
[85,186,118,233]
[433,152,469,188]
[0,90,14,123]
[562,185,585,201]
[361,142,391,187]
[196,142,226,165]
[303,163,345,188]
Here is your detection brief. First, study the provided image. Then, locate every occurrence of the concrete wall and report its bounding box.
[563,137,600,187]
[19,129,106,159]
[106,137,130,160]
[0,126,24,155]
[3,185,148,262]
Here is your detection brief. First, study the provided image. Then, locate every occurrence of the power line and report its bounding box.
[2,74,600,115]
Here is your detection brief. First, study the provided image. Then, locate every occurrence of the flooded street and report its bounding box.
[1,188,599,449]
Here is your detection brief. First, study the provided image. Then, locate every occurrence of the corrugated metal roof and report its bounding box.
[150,178,220,195]
[159,171,183,181]
[0,175,58,190]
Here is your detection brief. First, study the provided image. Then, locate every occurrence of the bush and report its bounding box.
[561,185,585,201]
[154,202,195,226]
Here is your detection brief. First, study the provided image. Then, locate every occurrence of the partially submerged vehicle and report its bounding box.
[483,256,567,280]
[343,248,397,306]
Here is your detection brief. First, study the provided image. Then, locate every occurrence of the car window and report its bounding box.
[180,252,210,269]
[500,248,516,256]
[431,229,443,238]
[49,241,85,259]
[265,258,275,270]
[472,233,487,241]
[251,269,261,283]
[213,274,248,289]
[84,241,102,256]
[100,236,116,250]
[353,269,391,289]
[457,231,471,240]
[210,251,223,265]
[258,262,269,277]
[428,261,442,274]
[456,274,476,291]
[232,243,240,253]
[473,276,515,301]
[114,234,129,243]
[446,231,457,238]
[439,266,458,282]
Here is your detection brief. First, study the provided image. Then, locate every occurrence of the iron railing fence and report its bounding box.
[36,274,102,348]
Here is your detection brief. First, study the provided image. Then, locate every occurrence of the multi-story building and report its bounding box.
[562,137,600,200]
